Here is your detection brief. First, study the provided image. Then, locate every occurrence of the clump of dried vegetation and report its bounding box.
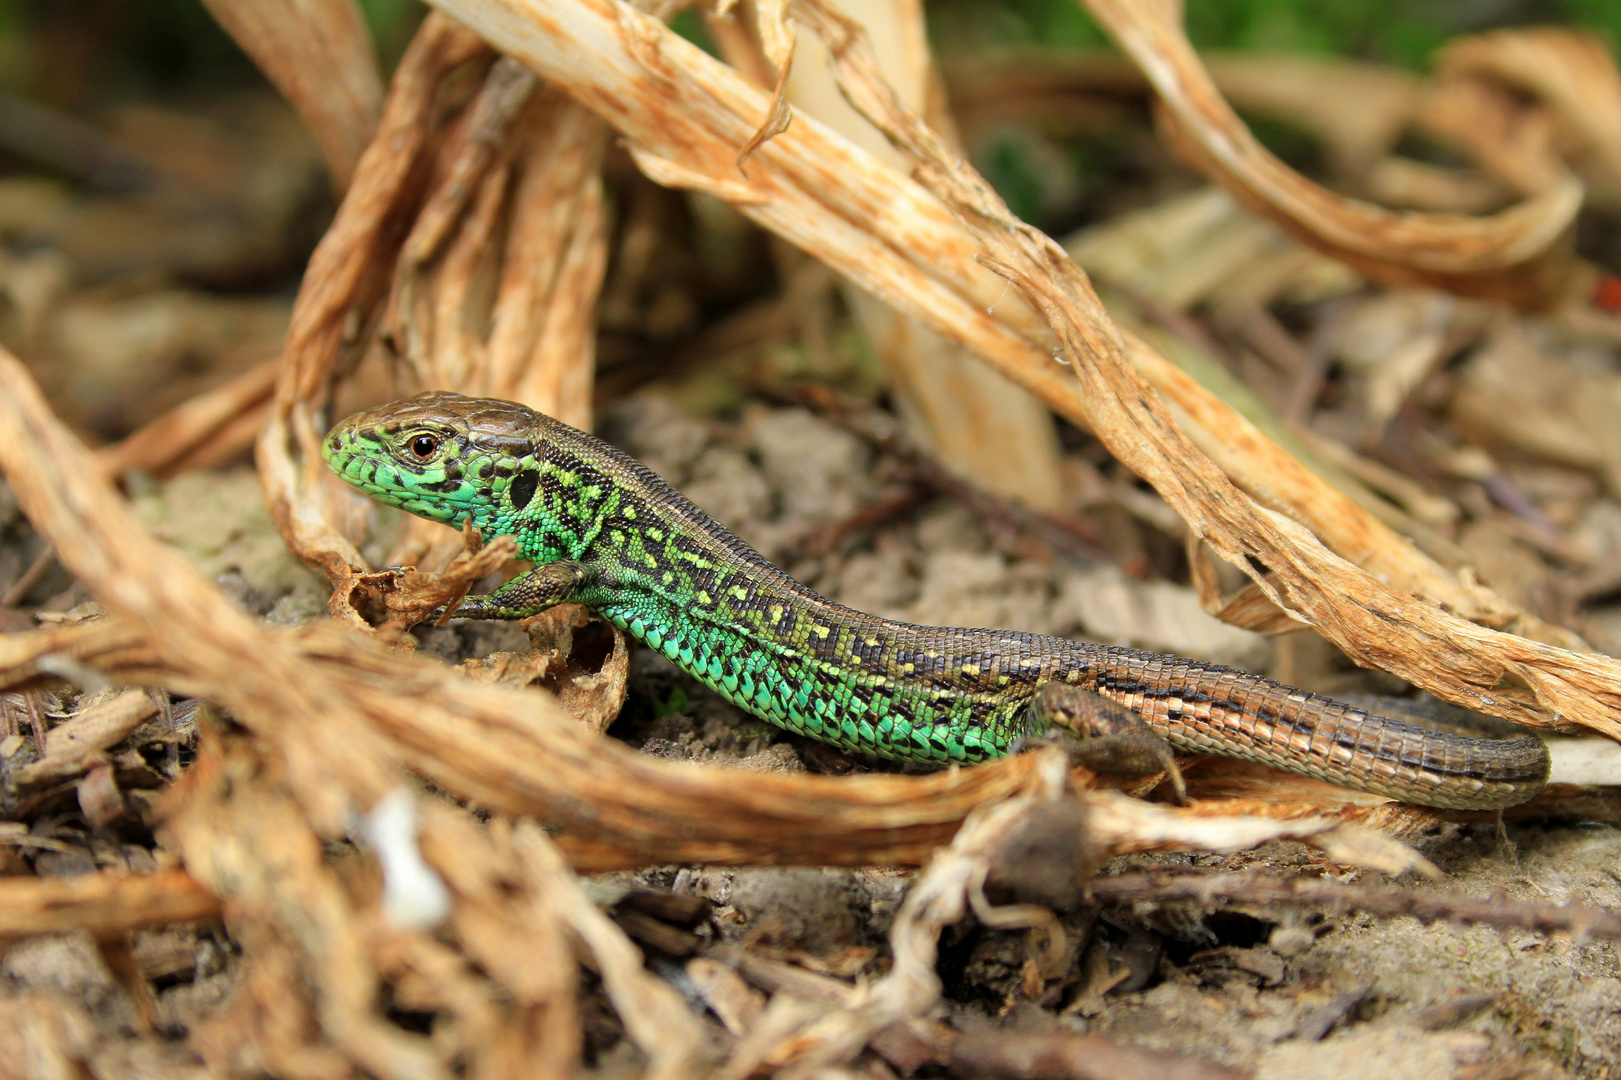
[2,0,1621,1077]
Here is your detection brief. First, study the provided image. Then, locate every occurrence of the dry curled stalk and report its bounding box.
[1080,0,1587,308]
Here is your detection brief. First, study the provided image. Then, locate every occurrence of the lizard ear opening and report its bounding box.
[510,470,539,511]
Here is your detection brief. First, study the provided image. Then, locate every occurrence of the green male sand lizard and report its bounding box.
[324,392,1550,810]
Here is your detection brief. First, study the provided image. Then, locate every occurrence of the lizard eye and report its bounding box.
[409,434,440,459]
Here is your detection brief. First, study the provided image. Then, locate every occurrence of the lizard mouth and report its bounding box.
[322,411,495,528]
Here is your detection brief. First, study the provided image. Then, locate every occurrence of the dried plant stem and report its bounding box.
[788,0,1621,738]
[14,689,160,787]
[96,358,279,480]
[488,92,612,429]
[421,0,1618,740]
[1437,28,1621,208]
[0,341,707,1077]
[735,755,1074,1075]
[763,0,1067,509]
[1077,0,1585,307]
[0,869,222,939]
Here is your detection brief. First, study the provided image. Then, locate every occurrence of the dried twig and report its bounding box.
[747,0,1067,510]
[789,0,1621,734]
[97,359,279,480]
[1,547,56,608]
[12,688,159,787]
[259,12,494,585]
[1436,28,1621,207]
[0,869,222,940]
[734,754,1076,1074]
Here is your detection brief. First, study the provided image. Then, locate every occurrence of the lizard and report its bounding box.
[323,391,1550,810]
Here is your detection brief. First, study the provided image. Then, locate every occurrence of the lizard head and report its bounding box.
[323,391,550,536]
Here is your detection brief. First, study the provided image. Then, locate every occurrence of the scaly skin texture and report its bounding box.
[323,392,1550,810]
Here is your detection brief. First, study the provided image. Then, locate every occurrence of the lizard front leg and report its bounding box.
[441,560,597,621]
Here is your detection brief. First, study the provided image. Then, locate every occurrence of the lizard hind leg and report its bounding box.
[1020,681,1188,804]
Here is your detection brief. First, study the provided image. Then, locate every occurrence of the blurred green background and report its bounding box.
[0,0,1613,102]
[0,0,1615,246]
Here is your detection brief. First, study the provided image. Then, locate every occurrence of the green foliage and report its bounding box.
[670,7,723,57]
[1563,0,1621,47]
[930,0,1619,69]
[355,0,426,66]
[978,132,1053,224]
[989,0,1113,48]
[354,0,420,32]
[1181,0,1451,67]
